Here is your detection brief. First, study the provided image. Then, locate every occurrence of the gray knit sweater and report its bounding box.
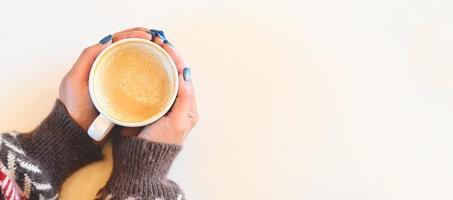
[0,100,184,200]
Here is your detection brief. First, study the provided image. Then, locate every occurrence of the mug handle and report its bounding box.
[88,114,114,141]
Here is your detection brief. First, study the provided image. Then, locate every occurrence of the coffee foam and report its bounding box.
[93,42,174,123]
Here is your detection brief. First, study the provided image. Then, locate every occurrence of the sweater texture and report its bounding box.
[0,100,184,200]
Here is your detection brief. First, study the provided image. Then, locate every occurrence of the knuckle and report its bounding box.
[62,71,81,85]
[62,73,74,83]
[81,47,93,55]
[190,112,200,125]
[194,115,200,124]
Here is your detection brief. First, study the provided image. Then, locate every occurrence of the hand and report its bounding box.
[59,27,152,132]
[121,33,199,145]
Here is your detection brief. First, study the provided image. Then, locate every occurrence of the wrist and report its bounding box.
[100,134,182,199]
[70,111,96,132]
[17,100,103,187]
[137,126,186,145]
[59,99,97,132]
[111,134,181,179]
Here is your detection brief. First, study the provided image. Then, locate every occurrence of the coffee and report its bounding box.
[93,41,174,123]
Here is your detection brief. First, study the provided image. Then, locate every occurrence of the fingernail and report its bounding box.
[183,67,191,82]
[99,34,112,44]
[163,40,174,47]
[148,29,157,37]
[157,32,166,41]
[149,29,167,41]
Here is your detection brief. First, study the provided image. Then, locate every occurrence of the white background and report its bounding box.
[1,0,453,199]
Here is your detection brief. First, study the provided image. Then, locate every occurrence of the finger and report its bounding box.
[113,27,151,40]
[167,70,197,124]
[153,36,185,73]
[117,27,150,34]
[112,30,152,42]
[152,34,165,46]
[69,35,112,78]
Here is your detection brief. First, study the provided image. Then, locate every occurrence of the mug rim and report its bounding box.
[88,38,179,127]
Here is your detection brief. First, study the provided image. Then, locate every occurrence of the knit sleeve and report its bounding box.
[96,134,184,200]
[0,100,103,200]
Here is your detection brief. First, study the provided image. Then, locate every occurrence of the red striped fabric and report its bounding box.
[0,165,26,200]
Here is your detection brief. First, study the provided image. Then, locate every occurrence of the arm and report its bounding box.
[97,135,183,200]
[0,100,103,199]
[0,33,114,199]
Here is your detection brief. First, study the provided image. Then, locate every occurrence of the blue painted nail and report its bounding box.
[183,67,191,82]
[163,40,174,47]
[149,29,167,40]
[99,34,112,44]
[148,29,157,37]
[157,31,166,40]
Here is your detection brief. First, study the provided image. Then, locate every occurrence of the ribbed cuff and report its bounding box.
[17,100,103,187]
[102,134,183,199]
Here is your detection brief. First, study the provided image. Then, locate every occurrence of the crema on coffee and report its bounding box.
[93,42,174,123]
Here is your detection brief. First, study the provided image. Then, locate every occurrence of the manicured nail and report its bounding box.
[183,67,191,82]
[157,32,166,41]
[148,29,157,37]
[163,40,174,47]
[99,34,112,44]
[149,29,167,41]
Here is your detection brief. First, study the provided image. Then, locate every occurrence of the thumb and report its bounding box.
[69,34,112,78]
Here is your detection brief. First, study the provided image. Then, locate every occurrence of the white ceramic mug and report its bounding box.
[87,38,179,141]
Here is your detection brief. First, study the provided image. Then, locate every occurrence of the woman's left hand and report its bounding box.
[59,27,152,132]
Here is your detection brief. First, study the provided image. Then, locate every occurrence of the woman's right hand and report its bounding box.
[121,31,199,145]
[97,28,196,200]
